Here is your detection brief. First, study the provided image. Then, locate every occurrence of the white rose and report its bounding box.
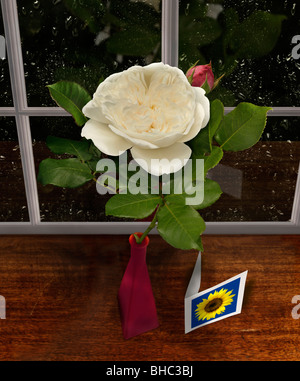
[81,62,210,176]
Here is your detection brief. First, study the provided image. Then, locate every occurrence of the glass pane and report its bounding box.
[32,115,300,223]
[179,0,300,107]
[0,6,13,106]
[0,117,29,221]
[31,116,118,222]
[18,0,162,107]
[201,117,300,222]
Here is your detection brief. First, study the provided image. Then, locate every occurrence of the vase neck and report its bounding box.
[129,233,149,262]
[130,245,147,263]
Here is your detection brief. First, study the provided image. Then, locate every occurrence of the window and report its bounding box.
[178,0,300,225]
[0,0,299,234]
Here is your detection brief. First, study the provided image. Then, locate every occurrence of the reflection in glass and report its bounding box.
[31,115,300,223]
[202,117,300,222]
[178,0,300,222]
[0,7,13,106]
[0,117,29,221]
[18,0,162,107]
[31,116,118,222]
[179,0,300,107]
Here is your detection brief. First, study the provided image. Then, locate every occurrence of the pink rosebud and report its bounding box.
[186,62,214,91]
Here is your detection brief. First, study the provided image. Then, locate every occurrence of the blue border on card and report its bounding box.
[191,277,241,329]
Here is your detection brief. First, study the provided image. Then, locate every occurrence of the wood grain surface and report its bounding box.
[0,234,299,361]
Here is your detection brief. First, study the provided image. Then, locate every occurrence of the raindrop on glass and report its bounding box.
[65,16,72,30]
[72,28,79,37]
[185,3,190,16]
[52,26,58,37]
[33,0,40,10]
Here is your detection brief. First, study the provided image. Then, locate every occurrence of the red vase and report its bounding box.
[118,233,159,339]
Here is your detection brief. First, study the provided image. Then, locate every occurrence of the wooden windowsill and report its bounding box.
[0,234,299,361]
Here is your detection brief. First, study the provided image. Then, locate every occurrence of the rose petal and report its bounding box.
[81,119,131,156]
[96,72,123,90]
[82,72,123,122]
[108,124,160,149]
[82,99,109,124]
[143,62,167,86]
[148,131,185,148]
[179,104,204,143]
[179,90,210,143]
[194,87,210,127]
[131,143,192,176]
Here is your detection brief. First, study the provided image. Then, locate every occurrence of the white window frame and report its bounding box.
[0,0,299,234]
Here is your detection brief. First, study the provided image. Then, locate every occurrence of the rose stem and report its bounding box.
[134,205,160,244]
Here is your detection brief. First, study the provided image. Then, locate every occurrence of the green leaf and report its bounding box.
[188,99,224,157]
[214,103,272,151]
[47,81,91,126]
[108,2,160,29]
[201,75,212,94]
[193,179,222,209]
[180,17,222,48]
[107,27,160,56]
[180,1,208,19]
[85,141,102,172]
[63,0,106,34]
[105,193,162,219]
[164,178,222,210]
[208,85,236,107]
[203,146,223,176]
[186,61,199,84]
[88,141,102,159]
[188,126,210,157]
[229,11,287,59]
[222,8,240,54]
[157,203,206,250]
[163,193,186,206]
[37,158,94,188]
[53,67,104,98]
[162,180,205,208]
[46,136,93,161]
[210,99,224,138]
[86,159,100,173]
[179,43,206,72]
[195,236,204,252]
